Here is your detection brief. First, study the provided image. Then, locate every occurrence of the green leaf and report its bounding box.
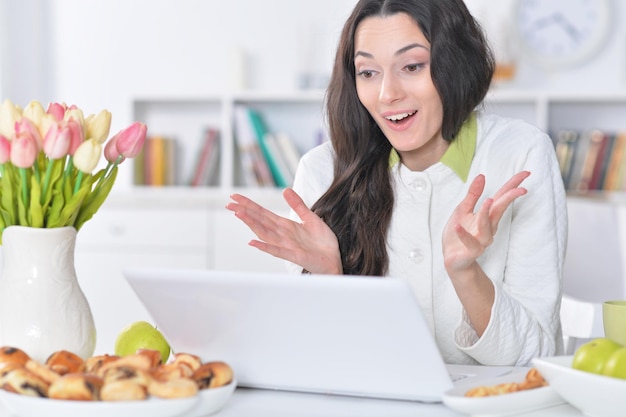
[29,176,44,228]
[45,174,68,228]
[0,165,16,226]
[74,167,117,231]
[0,209,5,239]
[41,158,64,208]
[41,159,66,223]
[58,173,94,227]
[17,189,28,226]
[61,194,87,226]
[18,168,30,224]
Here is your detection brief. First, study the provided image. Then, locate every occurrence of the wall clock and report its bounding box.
[513,0,612,69]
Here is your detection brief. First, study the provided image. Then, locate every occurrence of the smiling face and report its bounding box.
[354,12,448,171]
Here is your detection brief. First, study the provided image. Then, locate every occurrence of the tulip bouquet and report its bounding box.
[0,99,146,242]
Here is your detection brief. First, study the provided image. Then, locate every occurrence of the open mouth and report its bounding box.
[385,110,417,124]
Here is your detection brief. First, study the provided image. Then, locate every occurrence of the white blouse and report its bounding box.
[290,112,567,366]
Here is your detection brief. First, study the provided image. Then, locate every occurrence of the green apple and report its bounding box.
[114,321,171,363]
[572,337,622,375]
[603,347,626,379]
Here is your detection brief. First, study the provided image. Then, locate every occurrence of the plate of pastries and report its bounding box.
[0,345,236,417]
[442,367,565,416]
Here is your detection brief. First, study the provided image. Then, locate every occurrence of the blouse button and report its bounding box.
[410,178,427,191]
[408,248,424,264]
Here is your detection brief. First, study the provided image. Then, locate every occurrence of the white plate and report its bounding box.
[187,379,237,417]
[0,379,236,417]
[533,355,626,417]
[442,369,565,417]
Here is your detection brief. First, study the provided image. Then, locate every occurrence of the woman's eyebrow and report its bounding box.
[395,43,429,56]
[354,42,429,59]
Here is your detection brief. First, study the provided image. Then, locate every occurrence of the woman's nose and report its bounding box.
[379,74,404,104]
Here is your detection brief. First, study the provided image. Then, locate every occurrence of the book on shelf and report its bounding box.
[133,135,177,186]
[263,132,295,186]
[603,133,626,191]
[234,105,273,187]
[133,144,146,186]
[275,132,302,180]
[246,107,291,188]
[234,105,304,188]
[580,130,605,191]
[552,128,626,192]
[151,136,166,186]
[189,128,221,187]
[563,130,590,192]
[554,130,579,189]
[590,132,616,190]
[615,135,626,191]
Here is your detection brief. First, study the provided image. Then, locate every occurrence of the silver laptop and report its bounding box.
[123,268,512,402]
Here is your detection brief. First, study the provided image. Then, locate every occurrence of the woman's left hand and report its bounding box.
[442,171,530,274]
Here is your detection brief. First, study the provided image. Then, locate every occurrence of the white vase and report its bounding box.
[0,226,96,363]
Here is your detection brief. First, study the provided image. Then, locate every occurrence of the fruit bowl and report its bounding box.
[533,355,626,417]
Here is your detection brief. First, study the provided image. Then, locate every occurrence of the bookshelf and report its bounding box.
[130,90,626,194]
[132,91,326,190]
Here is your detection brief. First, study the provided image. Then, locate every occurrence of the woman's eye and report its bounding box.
[406,63,422,72]
[357,70,374,78]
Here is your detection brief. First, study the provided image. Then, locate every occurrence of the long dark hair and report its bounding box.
[311,0,494,276]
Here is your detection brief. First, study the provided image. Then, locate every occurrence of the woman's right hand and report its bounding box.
[226,188,343,275]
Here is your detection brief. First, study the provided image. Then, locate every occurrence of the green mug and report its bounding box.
[603,301,626,346]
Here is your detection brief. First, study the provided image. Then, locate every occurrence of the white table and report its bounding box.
[211,388,584,417]
[0,387,584,416]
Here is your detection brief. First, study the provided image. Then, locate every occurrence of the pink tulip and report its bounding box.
[43,122,71,159]
[103,132,124,163]
[114,122,146,158]
[0,134,10,163]
[10,129,39,168]
[66,118,84,155]
[46,102,67,121]
[14,118,42,151]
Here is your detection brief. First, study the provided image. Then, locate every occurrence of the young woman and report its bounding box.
[226,0,567,366]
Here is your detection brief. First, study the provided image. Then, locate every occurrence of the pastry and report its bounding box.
[25,359,61,385]
[46,350,85,375]
[84,354,119,375]
[171,353,202,372]
[0,367,49,397]
[151,362,192,381]
[48,373,103,401]
[102,366,152,388]
[465,368,548,397]
[136,349,162,367]
[148,377,199,398]
[97,353,152,376]
[100,380,147,401]
[517,367,548,390]
[192,361,234,389]
[0,346,30,368]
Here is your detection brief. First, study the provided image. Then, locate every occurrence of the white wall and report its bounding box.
[2,0,626,128]
[465,0,626,92]
[3,0,354,125]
